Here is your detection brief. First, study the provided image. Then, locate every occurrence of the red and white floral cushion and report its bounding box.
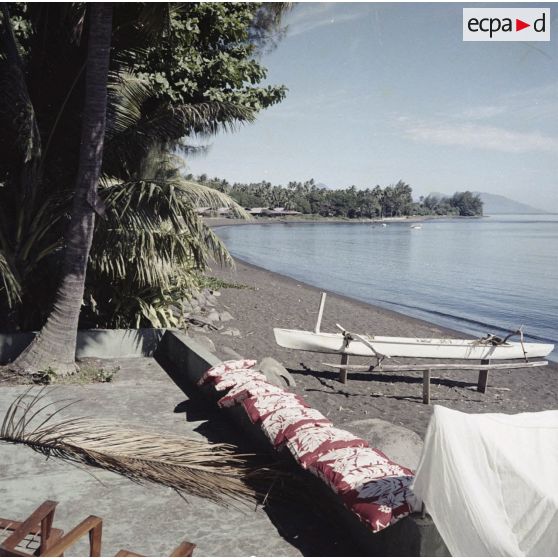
[309,446,412,493]
[260,406,332,447]
[242,393,309,423]
[213,370,267,391]
[217,379,287,408]
[345,475,419,532]
[285,423,369,468]
[197,359,257,386]
[308,446,420,533]
[199,360,419,534]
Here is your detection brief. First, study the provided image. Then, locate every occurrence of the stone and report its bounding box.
[220,328,241,337]
[204,296,216,307]
[257,357,296,388]
[191,335,215,354]
[219,311,234,322]
[345,418,424,470]
[220,346,243,360]
[207,310,220,323]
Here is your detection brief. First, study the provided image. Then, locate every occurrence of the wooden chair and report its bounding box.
[0,501,195,557]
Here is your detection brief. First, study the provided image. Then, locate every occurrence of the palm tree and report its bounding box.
[11,4,113,375]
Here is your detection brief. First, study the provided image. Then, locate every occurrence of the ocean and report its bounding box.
[216,215,558,359]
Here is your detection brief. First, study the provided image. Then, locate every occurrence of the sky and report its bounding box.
[186,2,558,211]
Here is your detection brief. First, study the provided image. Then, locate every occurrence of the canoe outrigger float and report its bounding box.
[273,293,553,402]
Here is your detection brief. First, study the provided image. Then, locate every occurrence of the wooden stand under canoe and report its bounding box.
[274,292,553,404]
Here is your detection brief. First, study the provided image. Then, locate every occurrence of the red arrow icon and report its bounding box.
[516,18,530,31]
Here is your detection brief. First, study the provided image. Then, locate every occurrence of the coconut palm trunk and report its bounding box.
[12,4,113,375]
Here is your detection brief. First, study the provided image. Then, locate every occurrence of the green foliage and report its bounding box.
[199,275,253,291]
[32,362,119,385]
[33,366,57,385]
[449,191,484,217]
[0,3,286,332]
[198,176,483,219]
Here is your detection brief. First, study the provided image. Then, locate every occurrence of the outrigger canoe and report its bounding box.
[273,328,554,361]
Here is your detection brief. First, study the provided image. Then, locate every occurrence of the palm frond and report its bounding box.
[0,4,42,166]
[0,388,276,507]
[94,150,248,289]
[104,71,256,179]
[0,249,21,307]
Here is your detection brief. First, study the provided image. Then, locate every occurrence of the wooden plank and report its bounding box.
[323,361,547,372]
[478,359,490,393]
[339,353,349,384]
[423,370,431,405]
[170,541,196,557]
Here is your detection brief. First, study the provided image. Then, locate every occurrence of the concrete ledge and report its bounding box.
[0,329,166,364]
[156,330,450,557]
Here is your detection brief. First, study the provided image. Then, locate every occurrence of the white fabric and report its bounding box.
[412,406,558,557]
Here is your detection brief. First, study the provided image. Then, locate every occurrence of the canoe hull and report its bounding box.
[273,328,554,360]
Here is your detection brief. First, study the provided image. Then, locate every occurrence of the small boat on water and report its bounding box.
[410,224,422,229]
[273,328,554,360]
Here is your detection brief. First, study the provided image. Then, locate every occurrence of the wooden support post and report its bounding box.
[423,369,431,404]
[339,353,349,384]
[314,292,327,333]
[477,359,490,393]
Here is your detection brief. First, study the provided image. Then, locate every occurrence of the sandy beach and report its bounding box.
[198,228,557,439]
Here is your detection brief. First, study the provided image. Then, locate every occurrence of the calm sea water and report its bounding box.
[217,215,558,359]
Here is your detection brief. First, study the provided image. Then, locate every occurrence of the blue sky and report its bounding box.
[186,2,558,211]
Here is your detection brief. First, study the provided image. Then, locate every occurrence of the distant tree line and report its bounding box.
[191,176,483,218]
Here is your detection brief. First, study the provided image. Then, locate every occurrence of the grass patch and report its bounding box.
[199,275,254,291]
[33,359,120,385]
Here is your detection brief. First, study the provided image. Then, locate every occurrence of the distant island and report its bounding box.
[474,192,549,215]
[192,175,483,218]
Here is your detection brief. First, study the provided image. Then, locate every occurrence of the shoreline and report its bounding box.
[205,214,482,228]
[225,257,467,340]
[199,259,558,439]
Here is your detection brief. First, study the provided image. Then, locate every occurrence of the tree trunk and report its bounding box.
[10,4,113,375]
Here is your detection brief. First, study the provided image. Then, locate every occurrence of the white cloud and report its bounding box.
[286,4,362,38]
[402,120,558,154]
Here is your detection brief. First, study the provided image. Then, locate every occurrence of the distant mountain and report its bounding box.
[427,191,548,215]
[474,192,549,215]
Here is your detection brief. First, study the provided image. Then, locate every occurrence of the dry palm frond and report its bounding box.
[0,388,279,507]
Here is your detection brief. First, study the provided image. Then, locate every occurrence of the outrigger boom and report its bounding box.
[273,292,553,401]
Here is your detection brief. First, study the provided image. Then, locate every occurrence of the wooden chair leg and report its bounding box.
[1,501,58,555]
[115,550,144,557]
[42,516,102,557]
[170,541,196,557]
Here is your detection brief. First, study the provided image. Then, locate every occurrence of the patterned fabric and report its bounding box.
[345,476,420,533]
[260,406,332,447]
[197,359,257,386]
[285,423,369,468]
[199,359,419,535]
[242,393,309,423]
[308,446,420,533]
[217,379,287,408]
[213,370,267,391]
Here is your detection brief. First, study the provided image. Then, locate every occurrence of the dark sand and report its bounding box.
[201,255,557,440]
